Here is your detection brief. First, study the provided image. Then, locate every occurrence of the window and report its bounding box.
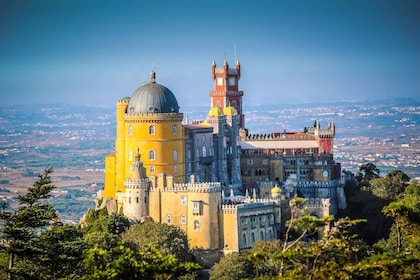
[128,125,133,135]
[187,148,191,159]
[232,100,237,107]
[150,165,155,173]
[148,125,155,135]
[269,214,274,225]
[166,215,172,224]
[129,166,133,173]
[173,149,178,160]
[202,146,206,157]
[181,195,187,206]
[174,165,178,173]
[251,232,256,244]
[149,150,156,160]
[242,218,249,230]
[128,150,133,161]
[251,217,257,228]
[194,220,200,230]
[242,233,247,246]
[172,124,177,135]
[260,231,264,241]
[268,230,273,240]
[260,215,266,226]
[181,215,186,224]
[192,201,201,215]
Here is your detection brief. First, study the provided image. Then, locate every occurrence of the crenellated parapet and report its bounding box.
[125,112,183,123]
[305,121,335,138]
[124,178,150,189]
[209,90,244,96]
[164,181,222,193]
[297,180,340,188]
[305,198,330,208]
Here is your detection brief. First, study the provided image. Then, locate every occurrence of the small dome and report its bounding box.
[271,185,281,195]
[223,106,238,116]
[208,107,224,117]
[127,72,180,114]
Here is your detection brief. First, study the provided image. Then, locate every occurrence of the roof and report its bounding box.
[223,106,238,115]
[127,71,179,114]
[240,139,319,150]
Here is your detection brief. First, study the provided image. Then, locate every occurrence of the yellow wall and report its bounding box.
[104,154,116,198]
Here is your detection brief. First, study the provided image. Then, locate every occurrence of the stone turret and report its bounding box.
[123,149,151,221]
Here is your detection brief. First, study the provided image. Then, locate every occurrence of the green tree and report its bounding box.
[370,170,410,201]
[33,224,87,279]
[82,242,200,280]
[381,179,420,255]
[357,162,380,188]
[0,167,56,280]
[209,253,255,280]
[122,222,192,262]
[81,208,130,236]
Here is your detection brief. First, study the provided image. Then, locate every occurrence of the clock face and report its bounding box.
[217,77,223,86]
[322,170,328,178]
[228,77,236,86]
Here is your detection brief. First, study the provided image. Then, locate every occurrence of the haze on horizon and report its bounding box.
[1,0,419,108]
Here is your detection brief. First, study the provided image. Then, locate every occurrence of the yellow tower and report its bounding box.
[104,71,185,199]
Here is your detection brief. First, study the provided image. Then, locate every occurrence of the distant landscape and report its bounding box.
[0,98,418,223]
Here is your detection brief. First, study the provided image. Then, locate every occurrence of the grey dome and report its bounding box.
[127,71,180,114]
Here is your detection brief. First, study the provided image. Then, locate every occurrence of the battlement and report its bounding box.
[245,132,314,141]
[297,180,340,188]
[164,181,222,193]
[305,198,330,208]
[125,112,183,122]
[219,198,276,213]
[214,67,238,74]
[117,98,130,104]
[210,90,244,96]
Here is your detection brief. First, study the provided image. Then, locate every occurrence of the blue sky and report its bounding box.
[1,0,419,108]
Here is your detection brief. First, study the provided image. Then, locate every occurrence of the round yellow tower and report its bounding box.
[104,71,185,199]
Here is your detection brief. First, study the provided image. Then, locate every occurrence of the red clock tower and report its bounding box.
[210,59,245,128]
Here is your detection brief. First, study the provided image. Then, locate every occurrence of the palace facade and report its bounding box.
[97,59,344,266]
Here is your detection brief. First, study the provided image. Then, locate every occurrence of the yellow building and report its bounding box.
[104,71,184,199]
[98,67,334,267]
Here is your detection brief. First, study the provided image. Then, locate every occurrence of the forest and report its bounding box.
[0,164,419,279]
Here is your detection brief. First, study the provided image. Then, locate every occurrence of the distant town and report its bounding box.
[0,98,418,222]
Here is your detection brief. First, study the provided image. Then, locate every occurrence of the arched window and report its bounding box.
[187,148,191,159]
[166,215,172,224]
[242,233,247,246]
[174,165,178,173]
[260,231,264,241]
[149,150,156,160]
[251,232,256,244]
[194,220,200,230]
[173,149,178,160]
[128,150,133,161]
[172,124,177,135]
[150,166,155,173]
[181,195,187,206]
[148,125,155,135]
[181,215,186,224]
[202,146,207,157]
[268,230,273,240]
[232,100,237,107]
[128,125,133,135]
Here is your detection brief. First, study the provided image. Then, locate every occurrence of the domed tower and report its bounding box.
[104,71,185,199]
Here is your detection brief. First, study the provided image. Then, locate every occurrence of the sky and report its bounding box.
[1,0,419,108]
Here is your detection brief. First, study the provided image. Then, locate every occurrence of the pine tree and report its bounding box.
[0,167,57,280]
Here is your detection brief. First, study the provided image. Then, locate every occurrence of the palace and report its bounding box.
[97,59,345,266]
